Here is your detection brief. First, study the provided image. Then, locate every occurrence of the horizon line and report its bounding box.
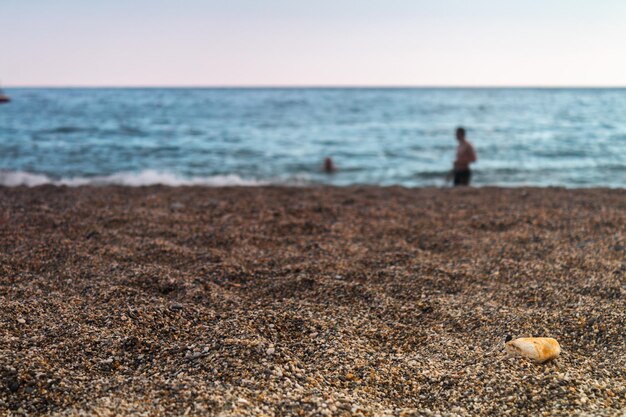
[5,84,626,89]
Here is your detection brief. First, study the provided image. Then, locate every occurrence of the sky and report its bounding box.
[2,0,626,87]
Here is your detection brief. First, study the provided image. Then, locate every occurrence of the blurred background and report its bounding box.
[1,1,625,187]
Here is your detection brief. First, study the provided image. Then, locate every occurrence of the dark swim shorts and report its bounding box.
[454,170,471,186]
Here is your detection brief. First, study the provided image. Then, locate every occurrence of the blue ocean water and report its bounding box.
[0,88,624,187]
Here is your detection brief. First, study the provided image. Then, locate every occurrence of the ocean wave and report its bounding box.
[35,126,150,138]
[0,170,270,187]
[37,126,91,134]
[412,170,452,179]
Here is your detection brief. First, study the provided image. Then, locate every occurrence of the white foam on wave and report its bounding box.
[0,171,52,187]
[0,170,270,187]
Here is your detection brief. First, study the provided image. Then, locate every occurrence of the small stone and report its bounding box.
[170,303,183,311]
[84,230,99,240]
[8,380,20,393]
[266,347,275,355]
[17,318,25,324]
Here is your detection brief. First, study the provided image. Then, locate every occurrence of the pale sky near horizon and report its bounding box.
[2,0,626,87]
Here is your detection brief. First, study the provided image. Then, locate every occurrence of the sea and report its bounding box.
[0,88,624,188]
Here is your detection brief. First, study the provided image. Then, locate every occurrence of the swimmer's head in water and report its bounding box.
[456,127,466,141]
[323,157,336,173]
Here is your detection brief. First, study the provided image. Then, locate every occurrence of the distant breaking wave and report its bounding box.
[0,170,271,187]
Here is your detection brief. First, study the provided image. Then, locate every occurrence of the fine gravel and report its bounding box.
[0,185,624,416]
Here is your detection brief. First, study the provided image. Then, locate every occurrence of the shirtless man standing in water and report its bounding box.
[451,127,477,186]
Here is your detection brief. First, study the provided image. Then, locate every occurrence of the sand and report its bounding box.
[0,185,624,416]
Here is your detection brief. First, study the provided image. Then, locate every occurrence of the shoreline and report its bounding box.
[1,182,625,190]
[1,170,624,191]
[1,186,624,415]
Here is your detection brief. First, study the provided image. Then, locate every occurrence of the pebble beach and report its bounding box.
[1,185,624,416]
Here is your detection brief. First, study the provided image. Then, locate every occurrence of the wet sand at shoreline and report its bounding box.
[1,186,624,416]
